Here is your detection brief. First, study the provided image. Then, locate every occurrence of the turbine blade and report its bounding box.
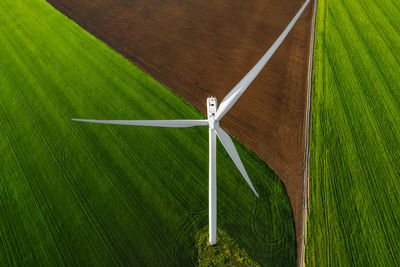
[215,126,259,197]
[215,0,311,121]
[71,119,208,127]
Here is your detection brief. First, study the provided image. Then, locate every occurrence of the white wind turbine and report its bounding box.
[73,0,310,245]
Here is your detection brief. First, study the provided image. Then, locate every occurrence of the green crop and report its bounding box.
[307,0,400,265]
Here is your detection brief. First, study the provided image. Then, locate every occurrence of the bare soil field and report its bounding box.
[47,0,314,259]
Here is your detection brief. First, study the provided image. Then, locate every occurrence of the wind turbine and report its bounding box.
[72,0,310,246]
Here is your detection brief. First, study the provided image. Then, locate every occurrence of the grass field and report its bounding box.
[307,0,400,265]
[0,0,295,265]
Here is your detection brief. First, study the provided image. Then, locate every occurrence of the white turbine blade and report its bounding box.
[215,0,311,121]
[215,126,259,197]
[71,119,208,127]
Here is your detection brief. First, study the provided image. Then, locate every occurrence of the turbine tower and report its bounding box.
[72,0,310,245]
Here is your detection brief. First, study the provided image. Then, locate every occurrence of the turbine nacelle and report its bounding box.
[207,97,218,129]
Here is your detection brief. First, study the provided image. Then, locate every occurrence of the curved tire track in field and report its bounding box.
[169,216,197,265]
[250,197,267,241]
[250,196,289,248]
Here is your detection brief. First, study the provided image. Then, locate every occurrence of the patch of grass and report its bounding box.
[196,228,260,266]
[0,0,295,265]
[307,0,400,265]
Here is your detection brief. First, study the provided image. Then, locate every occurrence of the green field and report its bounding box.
[307,0,400,265]
[0,0,295,265]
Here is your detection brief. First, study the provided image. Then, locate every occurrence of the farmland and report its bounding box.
[307,0,400,265]
[46,0,316,254]
[0,0,295,265]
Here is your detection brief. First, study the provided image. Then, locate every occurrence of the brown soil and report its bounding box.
[47,0,314,262]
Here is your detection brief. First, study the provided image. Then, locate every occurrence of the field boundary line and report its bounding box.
[300,0,318,266]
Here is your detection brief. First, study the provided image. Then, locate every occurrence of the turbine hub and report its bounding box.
[208,117,219,129]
